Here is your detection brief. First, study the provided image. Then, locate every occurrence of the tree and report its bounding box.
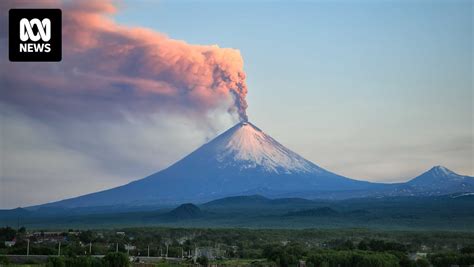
[262,243,305,267]
[0,255,10,265]
[358,239,407,253]
[67,256,104,267]
[46,256,65,267]
[415,258,430,267]
[79,230,95,243]
[461,245,474,254]
[102,252,129,267]
[307,250,399,267]
[197,255,209,266]
[429,252,458,267]
[0,227,16,241]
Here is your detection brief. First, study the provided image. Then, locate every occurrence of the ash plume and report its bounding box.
[0,0,249,122]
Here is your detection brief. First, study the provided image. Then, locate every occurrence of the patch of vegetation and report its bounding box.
[285,207,338,217]
[1,227,473,266]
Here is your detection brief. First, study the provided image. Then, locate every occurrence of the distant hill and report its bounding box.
[203,195,271,207]
[201,195,318,211]
[285,207,338,217]
[2,195,474,230]
[386,166,474,197]
[165,203,203,220]
[345,209,371,216]
[0,207,30,219]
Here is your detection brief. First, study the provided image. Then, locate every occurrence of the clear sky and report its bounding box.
[0,0,472,208]
[114,0,472,179]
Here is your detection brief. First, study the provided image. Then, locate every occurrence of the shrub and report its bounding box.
[0,255,10,265]
[196,255,209,266]
[102,252,129,267]
[66,256,104,267]
[307,250,399,267]
[46,256,66,267]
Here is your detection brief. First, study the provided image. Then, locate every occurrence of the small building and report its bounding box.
[297,260,306,267]
[67,231,80,236]
[409,252,428,261]
[32,231,66,243]
[125,244,136,251]
[194,247,223,260]
[4,238,16,247]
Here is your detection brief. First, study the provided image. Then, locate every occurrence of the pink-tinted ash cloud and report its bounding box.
[1,0,248,122]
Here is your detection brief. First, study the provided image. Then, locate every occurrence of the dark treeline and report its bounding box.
[42,252,129,267]
[261,241,473,267]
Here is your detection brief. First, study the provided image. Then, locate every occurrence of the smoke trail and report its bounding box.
[0,0,249,122]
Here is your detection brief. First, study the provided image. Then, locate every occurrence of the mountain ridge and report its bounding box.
[33,122,473,209]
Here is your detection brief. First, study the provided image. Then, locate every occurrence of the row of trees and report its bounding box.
[429,251,474,267]
[262,242,474,267]
[2,246,474,267]
[46,252,129,267]
[307,250,401,267]
[0,252,129,267]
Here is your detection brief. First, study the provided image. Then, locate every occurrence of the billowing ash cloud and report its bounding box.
[0,0,248,121]
[0,0,249,207]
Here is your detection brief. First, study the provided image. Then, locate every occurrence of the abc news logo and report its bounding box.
[9,9,61,62]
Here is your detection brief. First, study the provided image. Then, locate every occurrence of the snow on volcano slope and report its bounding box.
[38,121,378,208]
[213,122,321,173]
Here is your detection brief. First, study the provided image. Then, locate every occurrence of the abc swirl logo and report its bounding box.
[9,9,61,62]
[20,18,51,42]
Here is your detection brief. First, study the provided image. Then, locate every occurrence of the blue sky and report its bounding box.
[115,0,472,179]
[1,0,472,208]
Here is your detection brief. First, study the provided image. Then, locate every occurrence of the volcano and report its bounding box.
[42,122,380,208]
[387,165,474,196]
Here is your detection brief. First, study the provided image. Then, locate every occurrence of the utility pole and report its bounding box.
[181,247,183,259]
[147,245,150,258]
[165,244,169,259]
[26,239,30,257]
[193,246,197,264]
[116,243,118,253]
[58,242,61,256]
[89,242,92,255]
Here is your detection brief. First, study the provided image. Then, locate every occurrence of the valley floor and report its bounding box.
[2,195,474,231]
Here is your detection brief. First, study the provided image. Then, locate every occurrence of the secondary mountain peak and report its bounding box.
[395,165,474,196]
[412,166,467,183]
[427,165,457,177]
